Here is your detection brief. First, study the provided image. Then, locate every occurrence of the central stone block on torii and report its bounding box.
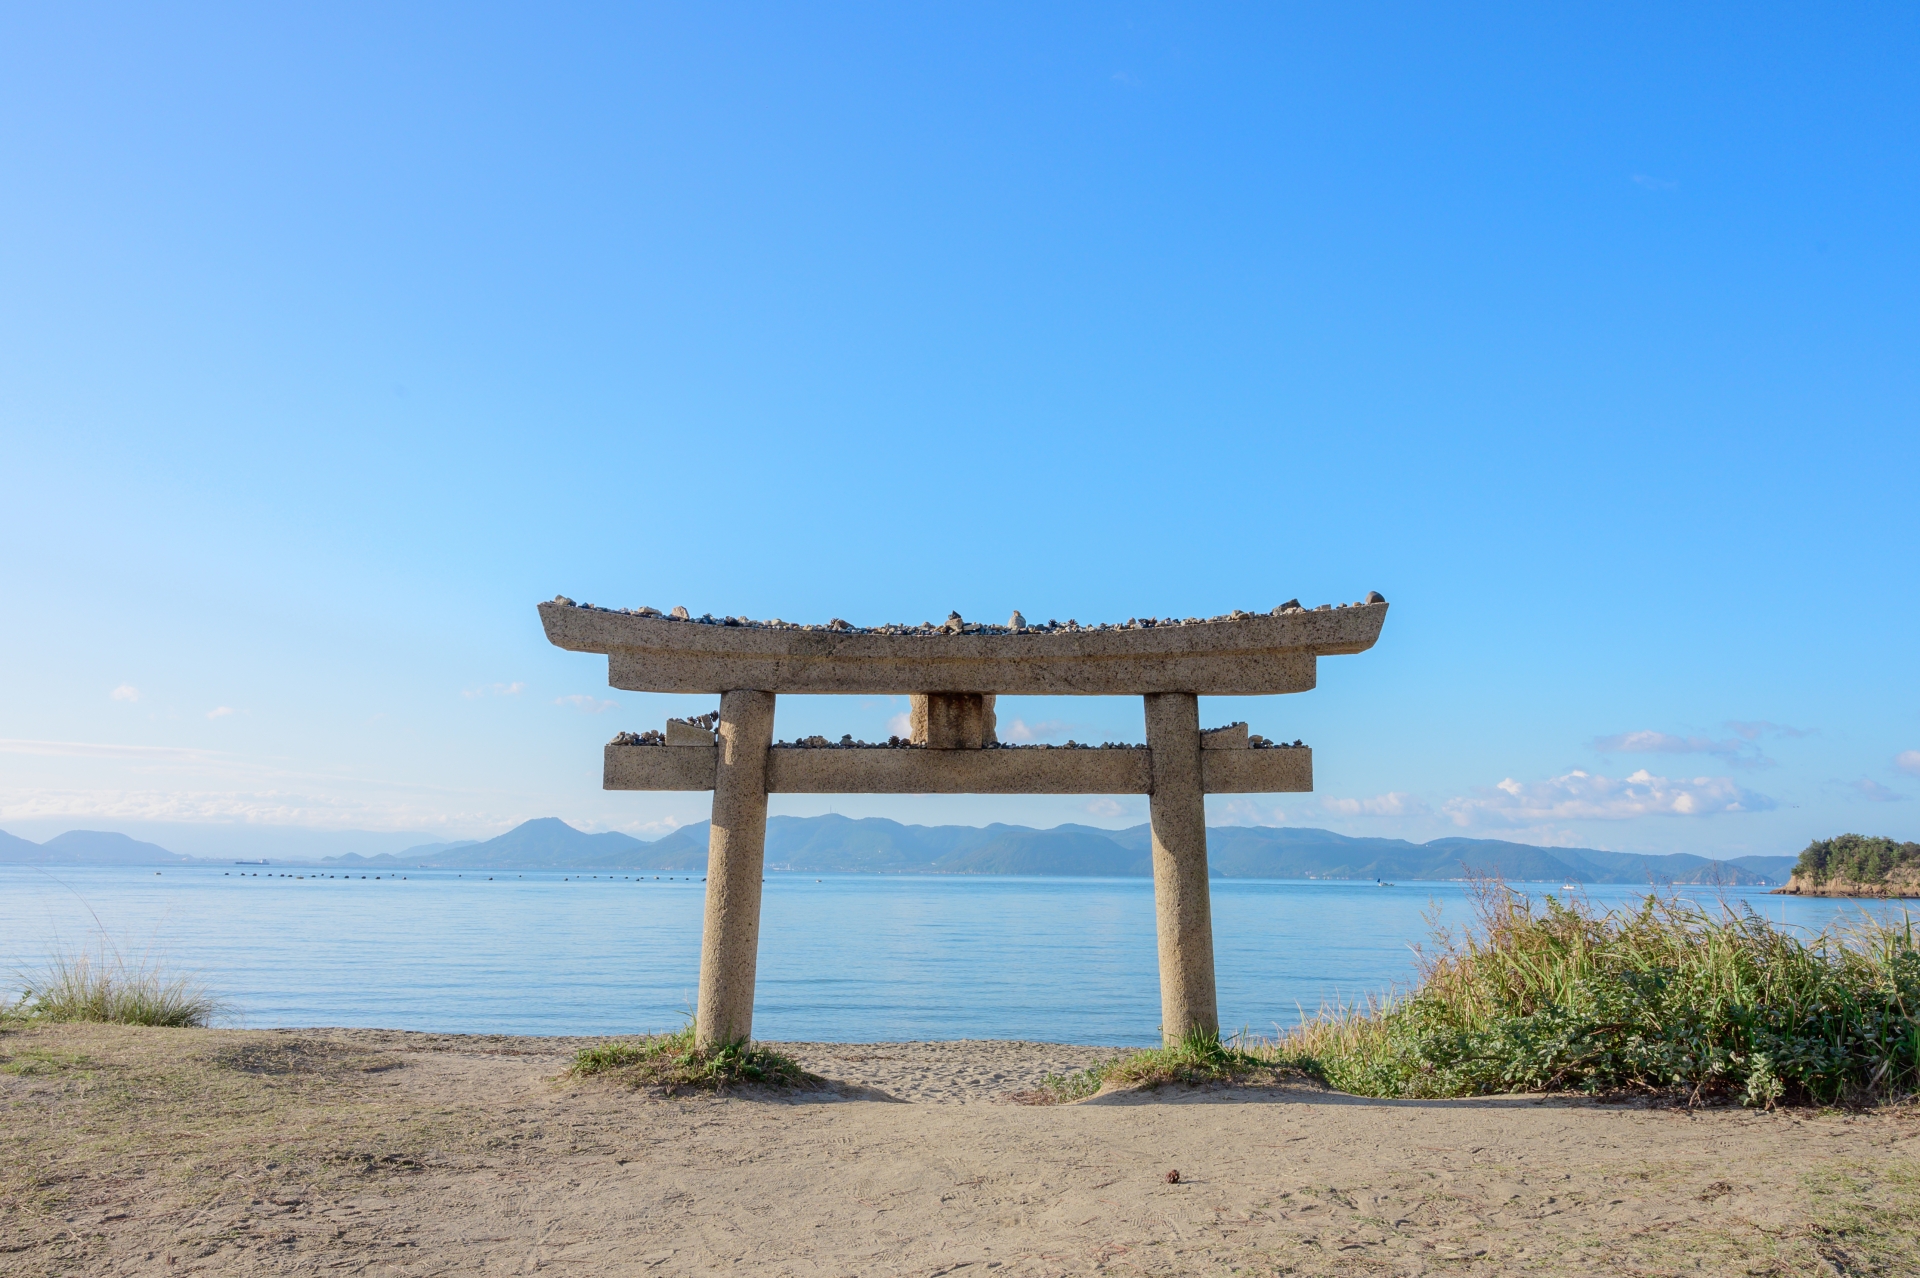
[540,595,1389,1050]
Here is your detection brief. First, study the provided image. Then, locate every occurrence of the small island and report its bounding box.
[1775,833,1920,898]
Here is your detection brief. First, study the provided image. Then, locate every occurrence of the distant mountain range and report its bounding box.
[0,817,1798,884]
[0,828,191,866]
[315,815,1796,884]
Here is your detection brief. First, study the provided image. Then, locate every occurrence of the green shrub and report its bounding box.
[570,1027,816,1091]
[1270,885,1919,1106]
[1795,834,1920,886]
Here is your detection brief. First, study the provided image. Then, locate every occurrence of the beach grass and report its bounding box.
[1101,1027,1272,1087]
[1025,1065,1109,1103]
[1259,881,1920,1106]
[1022,1029,1289,1103]
[570,1027,818,1091]
[7,942,222,1028]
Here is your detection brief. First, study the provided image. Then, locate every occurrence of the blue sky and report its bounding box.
[3,3,1916,858]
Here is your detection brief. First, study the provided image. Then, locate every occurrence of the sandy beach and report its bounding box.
[3,1024,1916,1276]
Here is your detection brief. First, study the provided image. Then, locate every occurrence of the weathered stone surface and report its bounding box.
[605,741,719,790]
[770,744,1150,794]
[665,718,715,748]
[1200,746,1311,794]
[538,599,1386,695]
[601,741,1312,795]
[696,690,775,1050]
[1144,692,1218,1043]
[910,693,998,748]
[1200,722,1248,750]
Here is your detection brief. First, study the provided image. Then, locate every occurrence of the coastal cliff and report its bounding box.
[1774,833,1920,898]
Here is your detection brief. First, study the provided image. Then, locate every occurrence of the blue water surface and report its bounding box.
[1,867,1906,1046]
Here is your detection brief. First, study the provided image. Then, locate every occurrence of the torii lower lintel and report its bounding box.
[601,733,1312,794]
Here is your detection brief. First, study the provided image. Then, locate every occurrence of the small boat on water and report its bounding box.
[1562,884,1579,891]
[1376,879,1395,887]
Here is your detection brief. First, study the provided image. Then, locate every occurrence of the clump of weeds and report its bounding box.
[570,1027,818,1093]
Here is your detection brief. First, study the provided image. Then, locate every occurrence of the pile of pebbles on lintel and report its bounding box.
[612,730,667,746]
[551,593,1385,636]
[611,732,1307,751]
[771,735,1147,750]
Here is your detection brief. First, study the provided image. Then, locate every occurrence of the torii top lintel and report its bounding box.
[538,596,1388,697]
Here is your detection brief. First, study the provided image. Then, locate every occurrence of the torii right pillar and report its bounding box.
[1143,692,1217,1042]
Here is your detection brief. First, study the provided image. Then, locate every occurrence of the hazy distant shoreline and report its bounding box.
[2,815,1797,885]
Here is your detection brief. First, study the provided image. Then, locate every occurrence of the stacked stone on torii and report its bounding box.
[540,595,1389,1049]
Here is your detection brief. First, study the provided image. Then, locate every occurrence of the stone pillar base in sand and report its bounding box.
[694,689,776,1049]
[1144,691,1220,1043]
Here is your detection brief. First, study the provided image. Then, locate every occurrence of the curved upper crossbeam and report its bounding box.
[538,597,1388,696]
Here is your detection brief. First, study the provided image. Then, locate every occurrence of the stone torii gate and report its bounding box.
[540,595,1388,1049]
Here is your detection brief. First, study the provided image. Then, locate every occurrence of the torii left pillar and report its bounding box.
[694,689,775,1048]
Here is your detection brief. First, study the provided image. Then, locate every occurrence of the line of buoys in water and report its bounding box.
[205,871,410,880]
[192,871,729,882]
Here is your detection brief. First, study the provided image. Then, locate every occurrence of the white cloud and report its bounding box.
[1215,798,1287,826]
[463,682,526,699]
[0,738,224,762]
[1444,769,1774,828]
[1083,798,1129,820]
[1593,727,1788,770]
[0,786,464,830]
[1897,750,1920,777]
[0,737,472,792]
[111,684,141,703]
[1321,792,1427,818]
[886,712,912,738]
[555,694,617,714]
[1000,718,1081,743]
[1856,779,1907,803]
[206,706,235,720]
[0,739,565,836]
[607,816,693,838]
[1592,730,1742,758]
[1726,721,1814,741]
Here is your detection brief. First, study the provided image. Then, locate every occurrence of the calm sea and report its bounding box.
[1,867,1906,1046]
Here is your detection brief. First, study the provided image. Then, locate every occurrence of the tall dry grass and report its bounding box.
[8,940,223,1028]
[1268,884,1920,1106]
